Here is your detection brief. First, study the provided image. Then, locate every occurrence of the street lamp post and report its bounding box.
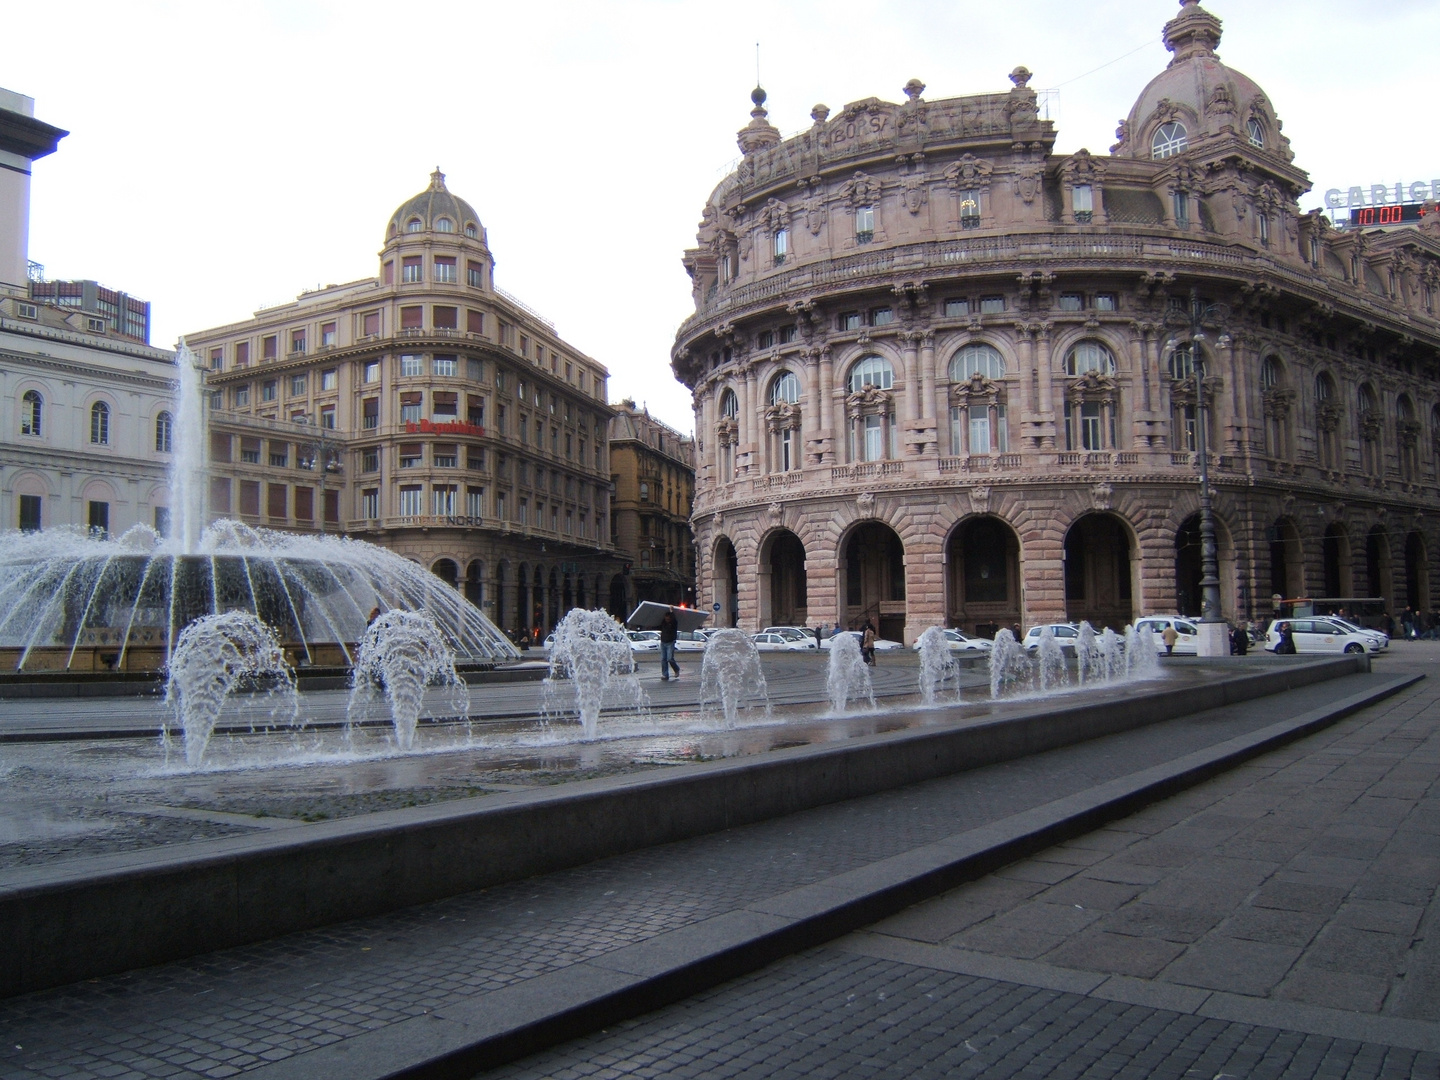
[1168,288,1231,657]
[295,415,337,536]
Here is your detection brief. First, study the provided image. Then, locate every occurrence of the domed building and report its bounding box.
[673,0,1440,643]
[191,170,624,641]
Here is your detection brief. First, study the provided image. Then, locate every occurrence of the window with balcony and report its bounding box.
[362,311,381,337]
[240,438,261,464]
[772,227,788,265]
[269,443,289,468]
[290,331,306,355]
[362,489,379,519]
[1072,184,1093,224]
[398,485,423,517]
[400,306,423,330]
[465,486,484,518]
[362,398,379,429]
[210,347,224,371]
[232,386,249,408]
[433,485,457,515]
[433,306,458,331]
[855,205,874,243]
[262,335,278,360]
[959,189,981,229]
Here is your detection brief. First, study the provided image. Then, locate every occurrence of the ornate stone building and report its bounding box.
[674,0,1440,643]
[189,171,622,640]
[606,399,695,616]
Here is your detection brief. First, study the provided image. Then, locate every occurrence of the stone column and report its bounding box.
[920,331,938,428]
[902,332,921,422]
[803,348,820,464]
[1036,322,1055,449]
[819,346,835,463]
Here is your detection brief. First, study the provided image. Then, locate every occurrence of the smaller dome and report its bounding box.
[387,169,485,241]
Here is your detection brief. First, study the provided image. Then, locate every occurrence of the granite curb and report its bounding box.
[235,670,1422,1080]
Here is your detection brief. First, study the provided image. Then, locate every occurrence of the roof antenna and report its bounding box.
[756,42,761,87]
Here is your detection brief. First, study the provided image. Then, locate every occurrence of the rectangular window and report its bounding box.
[1094,293,1117,311]
[1072,184,1093,223]
[88,500,109,538]
[433,306,459,330]
[433,444,457,468]
[240,437,261,464]
[434,256,457,283]
[399,442,423,468]
[362,311,381,337]
[261,379,277,401]
[319,405,335,429]
[518,498,528,526]
[362,489,379,519]
[433,485,457,516]
[466,486,484,518]
[269,442,288,467]
[210,346,224,371]
[362,398,379,429]
[383,261,394,285]
[262,335,278,360]
[363,360,380,383]
[496,491,507,521]
[519,334,530,357]
[433,354,457,376]
[402,256,423,283]
[870,307,894,326]
[362,447,379,472]
[467,395,485,426]
[398,485,423,518]
[234,385,250,407]
[240,480,261,517]
[400,306,423,330]
[773,227,788,265]
[1258,212,1270,247]
[1173,191,1189,227]
[1081,401,1103,450]
[1059,293,1084,312]
[959,189,981,229]
[321,322,337,347]
[290,374,307,397]
[210,477,232,515]
[294,486,314,521]
[778,325,796,344]
[467,359,484,383]
[839,312,862,331]
[980,296,1005,314]
[400,354,422,376]
[267,483,287,519]
[855,206,874,243]
[863,414,884,461]
[400,392,423,424]
[467,446,486,470]
[969,406,991,454]
[467,309,485,334]
[18,494,41,532]
[757,330,775,349]
[497,404,507,435]
[321,369,337,390]
[290,330,306,355]
[467,261,485,288]
[944,298,969,317]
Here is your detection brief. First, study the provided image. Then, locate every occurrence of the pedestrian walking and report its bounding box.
[1161,624,1178,655]
[658,609,681,681]
[1274,621,1297,654]
[1230,622,1249,655]
[813,626,823,649]
[861,622,877,666]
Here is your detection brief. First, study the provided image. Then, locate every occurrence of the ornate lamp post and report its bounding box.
[295,414,339,536]
[1167,288,1231,656]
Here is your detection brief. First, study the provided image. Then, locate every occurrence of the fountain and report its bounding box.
[162,610,298,767]
[1036,625,1067,691]
[698,628,770,728]
[542,609,647,740]
[1098,627,1124,681]
[826,632,875,713]
[0,344,518,674]
[347,610,470,750]
[915,626,959,706]
[988,628,1028,699]
[1075,622,1099,684]
[1127,626,1161,679]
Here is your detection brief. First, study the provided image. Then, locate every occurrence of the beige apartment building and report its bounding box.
[675,0,1440,642]
[189,171,622,640]
[606,399,695,615]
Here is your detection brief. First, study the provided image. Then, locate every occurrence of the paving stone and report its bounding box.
[1275,966,1392,1013]
[1042,930,1186,979]
[1160,936,1302,996]
[1097,902,1228,944]
[1216,906,1327,948]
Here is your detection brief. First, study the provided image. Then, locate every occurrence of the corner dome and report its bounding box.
[386,169,486,241]
[1114,1,1290,162]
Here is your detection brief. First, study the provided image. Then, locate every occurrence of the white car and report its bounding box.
[751,632,816,652]
[627,630,661,652]
[819,631,905,651]
[1264,618,1380,654]
[1133,616,1199,655]
[761,626,820,648]
[1022,624,1081,653]
[1327,617,1389,651]
[911,629,993,653]
[674,630,707,652]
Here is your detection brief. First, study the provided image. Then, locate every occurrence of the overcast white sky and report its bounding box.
[7,0,1436,433]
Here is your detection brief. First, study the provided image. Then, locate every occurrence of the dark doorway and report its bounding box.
[1064,513,1133,630]
[842,522,906,642]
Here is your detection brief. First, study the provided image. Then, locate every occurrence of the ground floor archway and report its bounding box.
[1366,527,1392,610]
[1064,513,1134,630]
[840,521,906,641]
[713,538,739,627]
[1268,518,1304,607]
[946,515,1021,636]
[1406,531,1428,612]
[431,558,459,589]
[1174,513,1236,620]
[760,530,808,628]
[1322,524,1351,599]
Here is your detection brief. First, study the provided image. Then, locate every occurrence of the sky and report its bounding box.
[6,0,1436,435]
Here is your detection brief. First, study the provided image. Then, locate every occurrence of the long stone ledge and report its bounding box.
[0,655,1374,998]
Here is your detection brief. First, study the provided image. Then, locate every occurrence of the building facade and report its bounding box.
[673,1,1440,643]
[0,86,176,540]
[188,171,623,640]
[607,399,696,616]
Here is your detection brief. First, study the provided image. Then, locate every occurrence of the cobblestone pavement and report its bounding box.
[477,647,1440,1078]
[0,669,1372,1079]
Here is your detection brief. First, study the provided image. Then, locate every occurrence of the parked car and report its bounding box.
[1326,617,1389,651]
[627,630,661,652]
[1022,624,1081,653]
[674,630,707,652]
[819,631,904,651]
[762,626,820,647]
[1263,618,1381,654]
[911,629,993,653]
[1133,616,1200,655]
[751,632,816,652]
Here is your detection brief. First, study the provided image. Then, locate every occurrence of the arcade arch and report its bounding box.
[713,537,739,628]
[945,515,1021,636]
[839,521,906,641]
[1268,518,1305,603]
[1064,513,1134,629]
[1322,524,1352,599]
[1173,513,1235,620]
[759,529,807,628]
[1406,532,1428,612]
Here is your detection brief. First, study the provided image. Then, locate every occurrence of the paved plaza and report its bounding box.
[0,650,1431,1078]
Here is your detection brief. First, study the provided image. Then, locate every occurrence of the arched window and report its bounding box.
[465,222,479,239]
[1260,356,1280,390]
[769,371,800,405]
[155,411,173,453]
[20,390,41,436]
[847,355,894,392]
[1397,395,1419,481]
[948,343,1005,381]
[90,401,110,445]
[1064,341,1116,376]
[1170,343,1196,381]
[406,217,423,233]
[1358,383,1381,475]
[1151,121,1188,160]
[1247,118,1265,149]
[719,389,738,418]
[1314,372,1333,403]
[435,217,454,233]
[1358,384,1377,417]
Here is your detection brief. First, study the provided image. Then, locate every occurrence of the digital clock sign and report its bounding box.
[1350,203,1429,227]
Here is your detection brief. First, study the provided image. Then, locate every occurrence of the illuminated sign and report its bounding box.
[404,420,485,437]
[1324,180,1437,209]
[1349,203,1431,227]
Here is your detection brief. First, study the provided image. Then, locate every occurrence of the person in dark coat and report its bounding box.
[1274,622,1297,654]
[658,609,681,680]
[1231,622,1249,656]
